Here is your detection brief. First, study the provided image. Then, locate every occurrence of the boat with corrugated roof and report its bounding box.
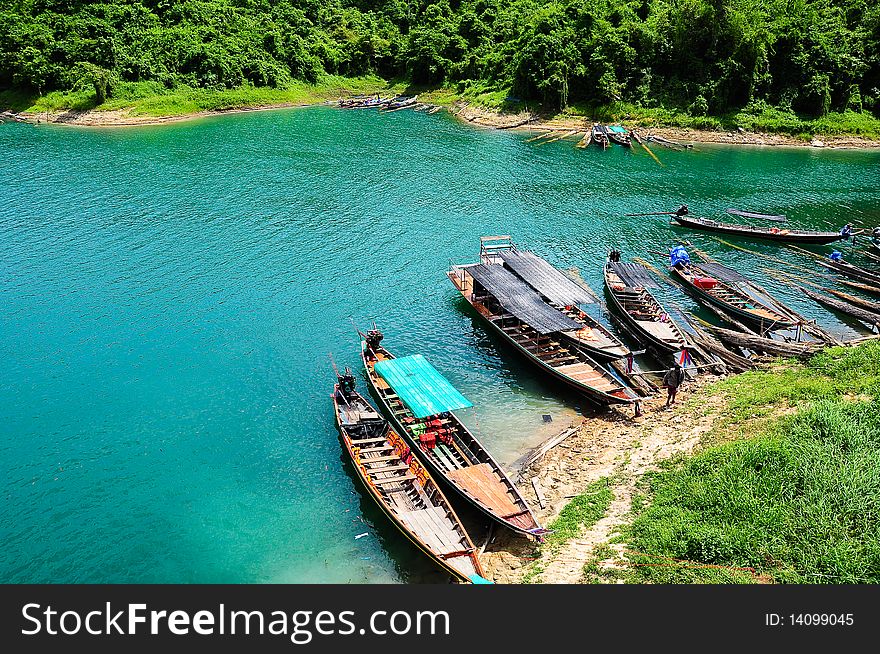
[332,367,487,583]
[359,327,546,538]
[448,237,638,407]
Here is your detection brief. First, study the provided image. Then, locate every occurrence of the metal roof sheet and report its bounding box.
[374,355,472,419]
[466,263,582,334]
[498,250,595,307]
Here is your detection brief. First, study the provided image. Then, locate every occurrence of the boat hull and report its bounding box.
[670,266,794,331]
[361,347,543,537]
[448,273,634,406]
[671,215,842,244]
[333,391,481,582]
[603,265,683,355]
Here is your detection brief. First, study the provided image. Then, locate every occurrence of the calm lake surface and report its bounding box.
[2,107,879,583]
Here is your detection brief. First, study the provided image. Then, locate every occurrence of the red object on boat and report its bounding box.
[419,432,437,449]
[693,276,718,290]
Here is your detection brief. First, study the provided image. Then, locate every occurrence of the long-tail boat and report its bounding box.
[818,256,880,286]
[483,238,628,361]
[448,240,638,406]
[668,246,797,331]
[605,125,632,147]
[670,212,843,245]
[360,330,547,539]
[332,369,487,583]
[603,252,688,355]
[800,287,880,330]
[592,124,609,150]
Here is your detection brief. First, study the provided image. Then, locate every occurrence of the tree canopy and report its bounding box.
[1,0,878,116]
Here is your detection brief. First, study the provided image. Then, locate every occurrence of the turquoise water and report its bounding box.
[2,107,879,583]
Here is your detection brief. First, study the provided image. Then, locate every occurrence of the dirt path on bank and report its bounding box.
[481,376,726,584]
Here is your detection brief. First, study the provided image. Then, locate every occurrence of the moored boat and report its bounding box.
[448,240,638,406]
[484,238,628,361]
[819,255,880,286]
[360,330,547,538]
[668,246,797,331]
[383,95,419,110]
[332,369,486,583]
[670,212,843,245]
[592,123,609,150]
[605,125,632,147]
[603,251,688,355]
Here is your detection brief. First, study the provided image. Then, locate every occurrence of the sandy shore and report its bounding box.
[3,101,330,127]
[449,102,880,149]
[6,99,879,148]
[482,374,731,584]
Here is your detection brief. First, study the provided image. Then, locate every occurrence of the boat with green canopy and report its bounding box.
[332,368,487,583]
[360,327,546,539]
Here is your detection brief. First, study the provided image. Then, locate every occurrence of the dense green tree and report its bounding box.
[0,0,877,117]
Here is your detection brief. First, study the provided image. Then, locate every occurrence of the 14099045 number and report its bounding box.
[790,614,854,626]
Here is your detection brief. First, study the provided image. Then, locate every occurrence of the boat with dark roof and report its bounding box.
[332,368,485,583]
[668,246,797,331]
[603,251,688,355]
[359,328,546,538]
[448,238,638,406]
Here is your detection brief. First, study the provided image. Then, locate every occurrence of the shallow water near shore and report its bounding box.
[2,107,879,583]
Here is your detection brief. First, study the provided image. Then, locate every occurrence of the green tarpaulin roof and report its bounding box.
[374,355,472,419]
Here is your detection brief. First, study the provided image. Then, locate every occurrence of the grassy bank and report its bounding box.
[588,342,880,584]
[5,76,879,140]
[0,76,399,118]
[445,81,880,139]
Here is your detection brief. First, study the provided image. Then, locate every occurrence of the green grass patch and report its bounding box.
[616,342,880,584]
[544,479,614,548]
[2,75,393,118]
[520,477,614,583]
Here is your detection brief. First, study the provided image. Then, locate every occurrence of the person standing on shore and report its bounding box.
[662,363,686,408]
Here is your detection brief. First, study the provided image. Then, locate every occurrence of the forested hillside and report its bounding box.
[2,0,879,120]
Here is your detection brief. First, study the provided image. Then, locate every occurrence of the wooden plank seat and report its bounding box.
[359,445,395,453]
[367,463,410,474]
[360,454,400,463]
[446,463,520,517]
[351,437,390,445]
[372,474,417,486]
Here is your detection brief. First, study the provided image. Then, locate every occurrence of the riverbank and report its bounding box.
[4,82,880,149]
[449,103,880,149]
[483,341,880,584]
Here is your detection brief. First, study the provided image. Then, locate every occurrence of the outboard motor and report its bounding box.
[609,249,621,263]
[366,329,384,352]
[338,368,357,397]
[675,204,689,216]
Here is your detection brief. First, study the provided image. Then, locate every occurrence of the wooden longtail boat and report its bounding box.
[603,254,687,355]
[605,125,632,147]
[668,256,796,331]
[822,287,880,314]
[800,288,880,330]
[818,257,880,286]
[592,124,609,150]
[447,245,637,406]
[671,213,843,245]
[382,95,418,110]
[726,209,787,223]
[481,237,629,361]
[360,331,547,538]
[332,370,486,583]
